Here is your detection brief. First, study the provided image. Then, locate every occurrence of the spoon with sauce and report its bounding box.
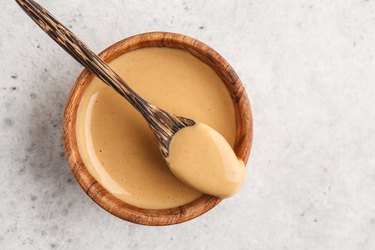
[16,0,246,198]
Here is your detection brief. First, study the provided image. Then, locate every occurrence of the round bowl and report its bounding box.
[63,32,253,226]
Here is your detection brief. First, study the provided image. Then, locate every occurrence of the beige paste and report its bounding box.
[167,123,246,198]
[76,47,237,209]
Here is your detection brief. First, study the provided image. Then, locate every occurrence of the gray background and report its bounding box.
[1,0,375,249]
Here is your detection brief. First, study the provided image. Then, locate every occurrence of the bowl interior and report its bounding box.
[63,32,253,226]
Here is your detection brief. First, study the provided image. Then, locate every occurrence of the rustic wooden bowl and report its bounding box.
[63,32,253,226]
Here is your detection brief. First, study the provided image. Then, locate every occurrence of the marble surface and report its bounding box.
[1,0,375,249]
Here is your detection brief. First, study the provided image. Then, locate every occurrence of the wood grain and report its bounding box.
[16,0,195,158]
[63,32,253,225]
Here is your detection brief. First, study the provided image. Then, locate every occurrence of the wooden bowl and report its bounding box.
[63,32,253,226]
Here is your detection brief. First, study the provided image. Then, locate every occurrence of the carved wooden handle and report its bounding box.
[15,0,148,109]
[16,0,194,157]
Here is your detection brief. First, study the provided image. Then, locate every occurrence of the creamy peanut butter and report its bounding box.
[167,123,245,198]
[76,47,237,209]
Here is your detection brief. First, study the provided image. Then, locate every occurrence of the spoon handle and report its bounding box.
[16,0,151,113]
[16,0,195,157]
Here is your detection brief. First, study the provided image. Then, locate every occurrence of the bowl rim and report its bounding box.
[63,31,253,226]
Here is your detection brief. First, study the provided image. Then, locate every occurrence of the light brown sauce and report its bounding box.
[76,47,237,209]
[167,123,246,198]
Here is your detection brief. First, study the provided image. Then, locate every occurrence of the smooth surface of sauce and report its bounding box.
[76,47,237,209]
[167,123,246,198]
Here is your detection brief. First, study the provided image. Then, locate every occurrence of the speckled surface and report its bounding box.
[1,0,375,249]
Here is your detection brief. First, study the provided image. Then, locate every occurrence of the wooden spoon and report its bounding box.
[16,0,195,157]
